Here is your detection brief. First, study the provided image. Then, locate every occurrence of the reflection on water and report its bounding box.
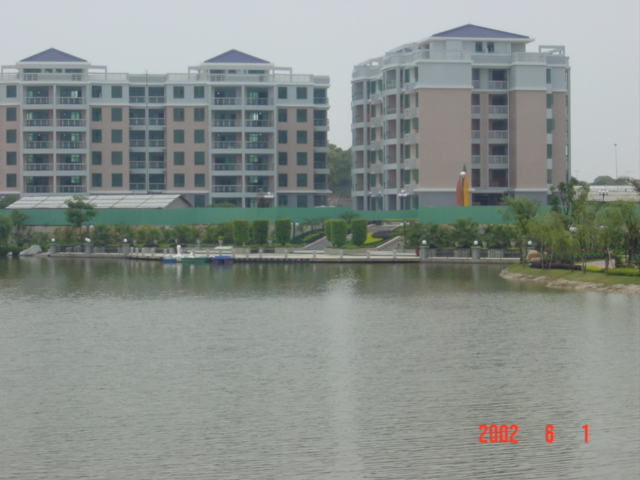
[0,258,638,479]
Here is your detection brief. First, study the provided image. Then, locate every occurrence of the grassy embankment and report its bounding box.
[507,264,640,287]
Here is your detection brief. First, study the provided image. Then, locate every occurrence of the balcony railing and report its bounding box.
[26,186,52,193]
[149,161,166,169]
[314,139,328,147]
[488,131,509,139]
[58,163,86,171]
[314,183,328,190]
[312,119,328,127]
[24,119,51,127]
[213,98,240,105]
[472,155,480,164]
[471,106,480,114]
[58,97,85,105]
[352,115,363,123]
[214,120,240,127]
[148,184,166,190]
[129,97,145,103]
[130,140,146,147]
[488,106,508,114]
[246,185,270,193]
[25,97,51,104]
[384,107,397,115]
[313,98,328,104]
[25,163,53,171]
[489,180,508,187]
[25,141,53,149]
[148,140,165,148]
[472,81,480,89]
[58,119,85,127]
[352,92,364,101]
[245,142,270,149]
[130,118,146,126]
[246,120,273,127]
[246,98,273,106]
[214,164,239,171]
[488,81,508,89]
[213,141,240,149]
[471,130,481,139]
[130,183,146,190]
[246,163,270,171]
[130,161,146,169]
[213,185,240,193]
[149,118,165,126]
[489,155,509,164]
[57,141,86,149]
[58,185,86,193]
[148,96,165,104]
[314,162,327,169]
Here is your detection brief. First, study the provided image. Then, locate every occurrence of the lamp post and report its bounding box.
[614,143,618,180]
[257,190,274,208]
[398,189,408,210]
[598,188,609,203]
[459,170,467,206]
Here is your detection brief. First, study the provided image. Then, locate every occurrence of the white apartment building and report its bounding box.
[351,24,570,210]
[0,49,330,207]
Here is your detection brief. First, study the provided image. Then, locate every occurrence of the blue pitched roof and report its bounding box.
[21,48,87,63]
[205,49,269,64]
[433,24,529,40]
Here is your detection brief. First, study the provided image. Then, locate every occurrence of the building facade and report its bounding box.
[0,49,330,207]
[351,24,570,210]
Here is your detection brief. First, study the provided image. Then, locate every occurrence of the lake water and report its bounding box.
[0,258,638,479]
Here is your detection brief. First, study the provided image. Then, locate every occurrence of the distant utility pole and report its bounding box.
[614,143,618,179]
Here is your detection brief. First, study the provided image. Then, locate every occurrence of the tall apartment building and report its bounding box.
[0,49,330,207]
[351,24,570,210]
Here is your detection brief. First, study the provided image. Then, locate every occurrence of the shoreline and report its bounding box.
[500,268,640,295]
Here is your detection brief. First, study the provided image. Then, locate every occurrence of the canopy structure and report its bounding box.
[6,194,192,209]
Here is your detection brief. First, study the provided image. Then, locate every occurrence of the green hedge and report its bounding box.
[324,219,335,244]
[351,218,368,246]
[608,268,640,277]
[232,219,250,245]
[252,219,269,246]
[332,219,348,247]
[274,218,292,246]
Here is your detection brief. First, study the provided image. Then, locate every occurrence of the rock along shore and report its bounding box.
[500,268,640,295]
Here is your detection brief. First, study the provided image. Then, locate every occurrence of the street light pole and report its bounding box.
[599,188,609,203]
[614,143,618,180]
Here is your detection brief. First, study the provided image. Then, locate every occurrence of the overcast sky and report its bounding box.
[3,0,638,183]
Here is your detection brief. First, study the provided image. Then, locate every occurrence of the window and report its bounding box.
[296,152,307,166]
[370,105,376,117]
[194,130,205,143]
[404,94,410,109]
[278,87,288,99]
[6,152,16,165]
[173,108,184,122]
[278,109,287,122]
[174,173,185,188]
[278,130,287,144]
[173,130,184,143]
[91,151,102,165]
[547,144,553,158]
[475,42,483,52]
[194,151,205,165]
[296,87,307,99]
[296,109,307,122]
[91,130,102,143]
[6,174,17,188]
[91,85,102,98]
[546,69,551,83]
[546,94,553,108]
[111,152,123,165]
[111,108,122,122]
[278,174,288,187]
[111,129,123,143]
[111,173,123,188]
[278,152,288,165]
[91,108,102,122]
[6,130,16,143]
[194,174,205,187]
[547,119,555,133]
[296,131,307,144]
[173,152,184,165]
[92,173,102,187]
[487,42,495,53]
[297,173,307,187]
[194,108,205,122]
[414,67,418,81]
[6,85,16,98]
[111,86,122,98]
[278,195,288,206]
[194,86,205,99]
[412,118,419,132]
[173,86,184,99]
[6,108,16,122]
[404,69,410,83]
[547,169,553,184]
[297,195,308,208]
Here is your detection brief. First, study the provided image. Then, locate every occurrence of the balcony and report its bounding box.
[472,155,480,164]
[214,164,239,171]
[130,161,146,169]
[488,131,508,139]
[313,98,328,105]
[57,97,85,105]
[246,98,273,106]
[130,118,146,126]
[25,163,53,171]
[472,81,480,89]
[149,118,165,126]
[148,140,165,148]
[471,130,481,140]
[246,142,271,149]
[25,141,53,149]
[246,185,270,193]
[314,119,329,127]
[246,163,271,171]
[352,115,363,123]
[57,141,86,149]
[130,183,146,190]
[246,120,273,128]
[58,163,86,171]
[314,183,328,190]
[213,98,240,106]
[352,92,364,101]
[213,185,240,193]
[24,97,51,105]
[314,139,328,147]
[314,161,327,169]
[148,184,166,191]
[384,106,397,115]
[488,81,508,89]
[58,185,86,193]
[148,97,165,104]
[149,161,166,169]
[24,119,51,127]
[488,106,508,114]
[58,119,86,127]
[213,141,240,149]
[130,140,146,147]
[489,155,508,164]
[129,97,146,103]
[471,106,480,115]
[214,120,240,127]
[26,185,53,193]
[385,81,397,89]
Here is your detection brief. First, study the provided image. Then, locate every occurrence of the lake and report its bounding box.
[0,258,638,479]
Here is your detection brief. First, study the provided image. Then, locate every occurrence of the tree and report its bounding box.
[450,217,478,248]
[339,210,360,224]
[351,218,368,246]
[64,195,98,233]
[0,195,19,209]
[553,177,589,222]
[328,144,352,198]
[10,210,28,245]
[591,175,618,186]
[252,219,269,245]
[0,214,12,247]
[274,218,292,246]
[500,196,540,264]
[232,219,250,246]
[529,213,565,268]
[331,219,348,247]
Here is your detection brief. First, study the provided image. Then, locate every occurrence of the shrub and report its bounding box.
[92,225,114,245]
[529,261,581,270]
[331,219,348,247]
[372,229,391,240]
[274,218,292,246]
[585,265,603,273]
[608,268,640,277]
[324,219,334,243]
[0,244,22,257]
[252,219,269,245]
[351,218,368,246]
[232,219,250,245]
